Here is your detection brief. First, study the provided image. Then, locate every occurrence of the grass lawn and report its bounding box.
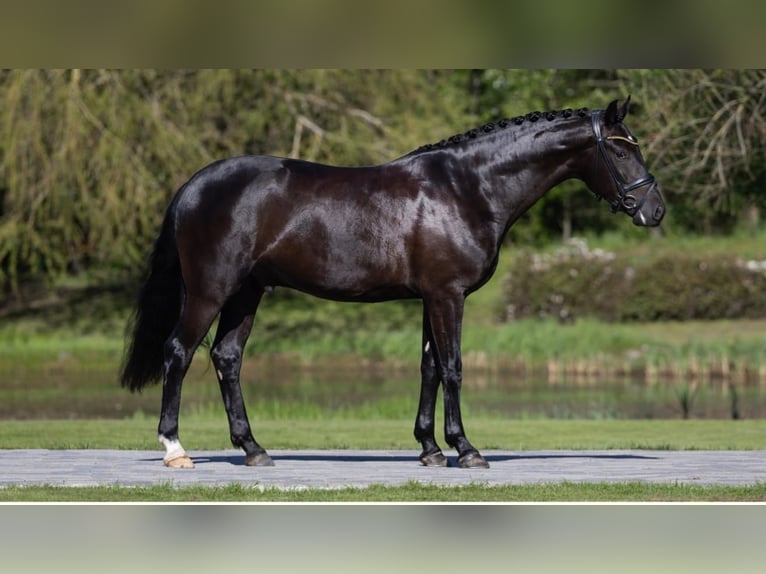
[1,417,764,502]
[1,418,764,451]
[4,481,766,503]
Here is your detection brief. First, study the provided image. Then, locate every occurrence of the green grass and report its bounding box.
[2,417,764,501]
[3,481,766,502]
[4,312,766,379]
[1,418,763,450]
[3,402,765,503]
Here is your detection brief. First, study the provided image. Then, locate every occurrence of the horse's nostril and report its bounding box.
[654,205,665,221]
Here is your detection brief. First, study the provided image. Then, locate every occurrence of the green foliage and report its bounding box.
[0,69,471,294]
[2,69,765,299]
[617,69,766,233]
[502,237,766,322]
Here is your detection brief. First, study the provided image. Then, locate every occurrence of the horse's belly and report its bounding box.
[254,256,416,302]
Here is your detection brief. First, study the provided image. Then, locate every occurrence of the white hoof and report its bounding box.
[164,454,195,468]
[159,435,194,468]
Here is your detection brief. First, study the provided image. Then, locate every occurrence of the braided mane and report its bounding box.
[409,107,591,156]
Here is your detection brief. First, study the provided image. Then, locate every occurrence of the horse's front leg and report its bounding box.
[414,307,448,466]
[424,291,489,469]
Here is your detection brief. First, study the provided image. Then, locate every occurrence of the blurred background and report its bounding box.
[1,69,763,289]
[1,69,765,423]
[1,69,763,292]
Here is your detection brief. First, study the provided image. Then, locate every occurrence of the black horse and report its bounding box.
[121,97,664,469]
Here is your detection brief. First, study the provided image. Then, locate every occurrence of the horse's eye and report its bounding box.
[616,150,627,160]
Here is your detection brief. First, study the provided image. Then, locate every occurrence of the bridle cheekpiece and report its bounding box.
[591,110,656,214]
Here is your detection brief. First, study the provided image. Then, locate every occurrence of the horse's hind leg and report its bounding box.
[158,293,221,468]
[210,285,273,466]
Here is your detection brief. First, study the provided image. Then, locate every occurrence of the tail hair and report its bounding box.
[119,207,182,392]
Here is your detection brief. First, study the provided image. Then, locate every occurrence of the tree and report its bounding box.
[0,70,473,294]
[3,69,763,297]
[618,69,766,233]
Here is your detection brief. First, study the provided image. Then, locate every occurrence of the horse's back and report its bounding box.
[170,153,494,302]
[174,154,395,211]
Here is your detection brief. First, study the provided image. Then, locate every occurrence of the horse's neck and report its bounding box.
[471,119,594,237]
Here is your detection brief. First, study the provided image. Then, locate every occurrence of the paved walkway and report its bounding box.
[1,449,764,488]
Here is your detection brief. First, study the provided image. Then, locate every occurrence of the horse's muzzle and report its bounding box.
[632,185,665,227]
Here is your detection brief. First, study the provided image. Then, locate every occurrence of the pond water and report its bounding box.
[2,356,765,421]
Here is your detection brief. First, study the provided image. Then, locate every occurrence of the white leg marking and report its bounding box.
[158,435,187,463]
[424,341,430,353]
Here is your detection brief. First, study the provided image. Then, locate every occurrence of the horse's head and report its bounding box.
[587,97,665,227]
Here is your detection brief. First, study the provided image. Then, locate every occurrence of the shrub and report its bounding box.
[502,238,766,323]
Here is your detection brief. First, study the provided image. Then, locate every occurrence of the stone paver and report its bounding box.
[1,449,764,488]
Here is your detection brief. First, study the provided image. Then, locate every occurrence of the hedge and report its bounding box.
[501,238,766,323]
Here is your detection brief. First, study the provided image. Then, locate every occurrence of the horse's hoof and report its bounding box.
[420,451,448,467]
[457,451,489,469]
[164,454,194,469]
[245,452,275,467]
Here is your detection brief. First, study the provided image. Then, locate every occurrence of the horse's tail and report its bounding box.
[120,201,182,392]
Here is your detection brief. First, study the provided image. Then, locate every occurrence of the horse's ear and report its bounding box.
[620,95,632,120]
[604,96,631,125]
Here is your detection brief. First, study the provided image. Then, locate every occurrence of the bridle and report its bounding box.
[591,110,656,214]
